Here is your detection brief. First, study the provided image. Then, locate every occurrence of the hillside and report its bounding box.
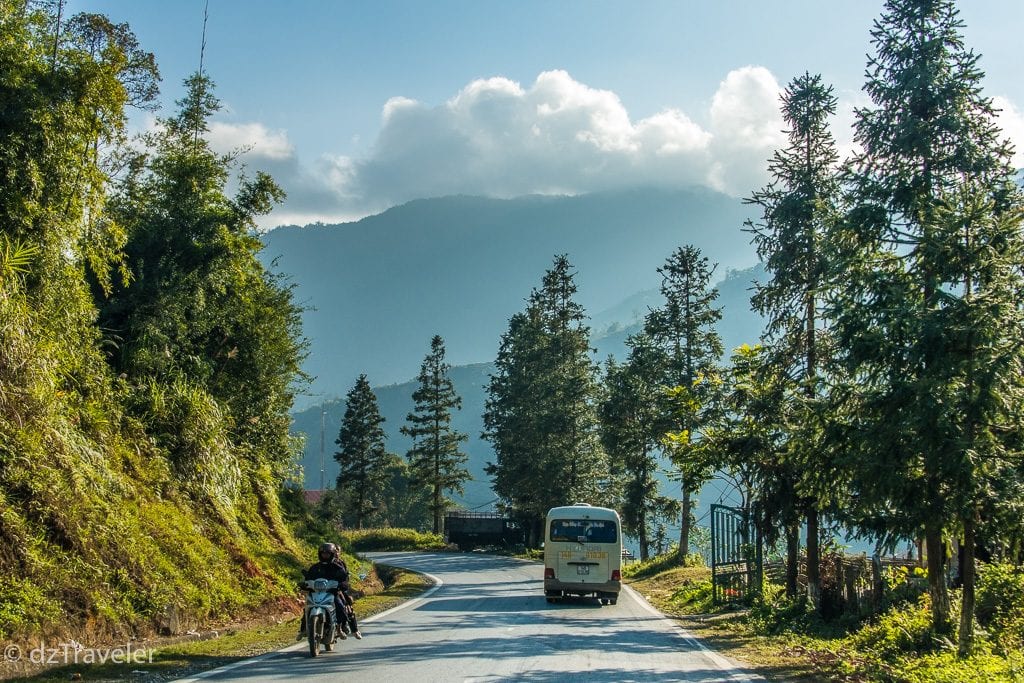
[0,9,309,647]
[260,187,757,409]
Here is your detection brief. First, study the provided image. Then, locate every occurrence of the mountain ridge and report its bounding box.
[289,262,768,503]
[260,186,758,408]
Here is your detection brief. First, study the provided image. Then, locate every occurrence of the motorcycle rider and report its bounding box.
[297,542,361,640]
[331,552,361,638]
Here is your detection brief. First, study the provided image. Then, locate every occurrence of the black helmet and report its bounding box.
[318,542,338,562]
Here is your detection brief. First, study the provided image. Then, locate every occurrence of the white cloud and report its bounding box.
[221,69,1024,229]
[381,96,421,123]
[207,122,294,161]
[322,68,786,215]
[706,66,785,194]
[993,96,1024,169]
[833,89,869,163]
[214,68,785,227]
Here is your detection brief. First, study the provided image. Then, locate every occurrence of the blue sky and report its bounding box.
[67,1,1024,228]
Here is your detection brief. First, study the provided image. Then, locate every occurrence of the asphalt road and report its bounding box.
[177,552,761,683]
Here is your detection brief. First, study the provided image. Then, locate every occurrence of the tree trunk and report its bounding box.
[639,512,649,561]
[925,521,952,634]
[806,507,821,609]
[529,516,543,549]
[958,512,977,656]
[679,486,691,563]
[433,485,442,535]
[785,521,800,599]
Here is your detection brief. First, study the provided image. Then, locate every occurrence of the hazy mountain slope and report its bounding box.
[290,263,768,509]
[291,363,497,507]
[587,263,768,364]
[261,187,756,408]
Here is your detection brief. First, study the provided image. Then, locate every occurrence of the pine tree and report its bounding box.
[600,333,678,560]
[707,345,800,597]
[643,246,722,562]
[745,72,842,605]
[401,335,470,534]
[833,0,1023,644]
[335,374,393,529]
[484,255,607,546]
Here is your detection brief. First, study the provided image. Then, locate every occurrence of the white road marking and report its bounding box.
[172,571,444,682]
[621,584,764,682]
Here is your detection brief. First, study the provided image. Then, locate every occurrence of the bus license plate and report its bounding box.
[577,565,590,575]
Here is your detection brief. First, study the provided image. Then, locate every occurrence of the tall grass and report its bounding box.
[340,528,449,552]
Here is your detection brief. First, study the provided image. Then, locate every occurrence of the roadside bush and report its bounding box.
[849,595,939,660]
[885,564,930,607]
[341,527,449,552]
[747,582,821,636]
[668,576,715,614]
[976,561,1024,655]
[897,648,1022,683]
[622,551,694,579]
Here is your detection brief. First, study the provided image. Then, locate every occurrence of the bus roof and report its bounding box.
[545,505,620,520]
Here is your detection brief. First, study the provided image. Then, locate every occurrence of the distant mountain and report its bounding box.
[291,363,498,508]
[260,187,758,409]
[289,262,768,508]
[588,263,768,364]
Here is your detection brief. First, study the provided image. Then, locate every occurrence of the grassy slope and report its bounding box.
[0,406,305,643]
[6,567,431,682]
[624,561,1024,682]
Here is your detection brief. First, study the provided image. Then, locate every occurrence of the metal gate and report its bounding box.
[710,504,761,604]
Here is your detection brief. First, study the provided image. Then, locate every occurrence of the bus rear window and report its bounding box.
[549,519,617,543]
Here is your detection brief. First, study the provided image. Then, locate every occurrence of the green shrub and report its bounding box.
[0,576,61,639]
[746,582,817,635]
[668,577,715,614]
[849,595,941,660]
[884,564,930,607]
[896,648,1022,683]
[341,527,449,552]
[622,551,694,579]
[976,561,1024,655]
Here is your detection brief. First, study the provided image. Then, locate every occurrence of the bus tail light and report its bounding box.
[611,570,621,581]
[544,568,555,579]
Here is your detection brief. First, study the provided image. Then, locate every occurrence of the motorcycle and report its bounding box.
[301,578,339,656]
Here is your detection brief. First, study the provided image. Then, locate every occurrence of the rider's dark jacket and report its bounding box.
[304,559,350,591]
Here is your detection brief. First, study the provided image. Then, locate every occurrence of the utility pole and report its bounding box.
[319,404,326,492]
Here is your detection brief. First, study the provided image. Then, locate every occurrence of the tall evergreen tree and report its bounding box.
[706,345,801,597]
[335,374,393,529]
[831,0,1023,645]
[600,333,677,560]
[745,72,842,606]
[643,246,722,561]
[401,335,470,534]
[484,255,607,546]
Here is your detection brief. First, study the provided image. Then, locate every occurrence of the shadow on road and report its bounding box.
[216,646,746,683]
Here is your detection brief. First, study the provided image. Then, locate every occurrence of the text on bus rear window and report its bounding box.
[549,519,617,543]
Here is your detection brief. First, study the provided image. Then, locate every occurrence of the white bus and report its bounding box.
[543,504,622,605]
